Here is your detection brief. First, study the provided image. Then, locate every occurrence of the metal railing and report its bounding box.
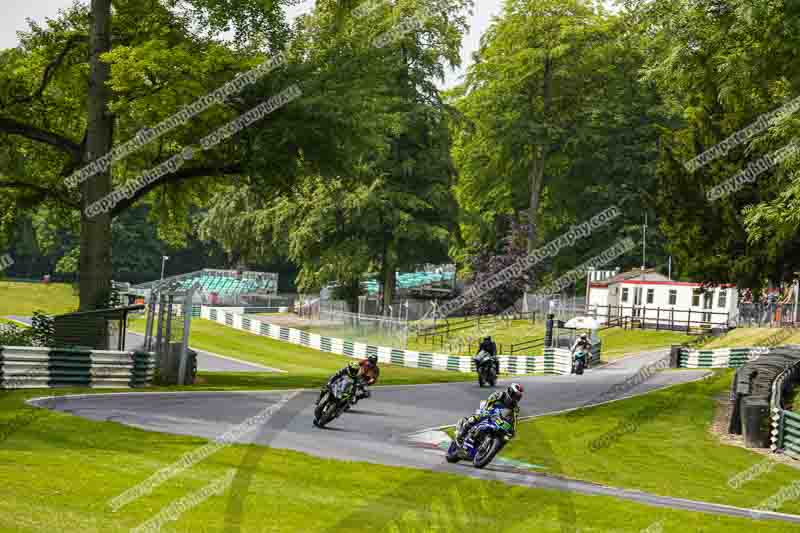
[414,311,540,355]
[587,305,730,333]
[737,302,799,328]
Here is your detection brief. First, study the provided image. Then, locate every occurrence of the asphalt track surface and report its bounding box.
[29,349,800,525]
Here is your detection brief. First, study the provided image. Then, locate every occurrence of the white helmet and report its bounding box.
[507,383,524,402]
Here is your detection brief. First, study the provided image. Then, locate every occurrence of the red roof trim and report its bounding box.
[618,280,735,288]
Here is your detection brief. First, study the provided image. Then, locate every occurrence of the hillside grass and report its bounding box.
[702,327,800,349]
[504,371,800,515]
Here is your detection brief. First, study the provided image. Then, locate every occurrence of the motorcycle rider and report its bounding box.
[353,354,380,402]
[317,354,380,405]
[475,336,500,375]
[454,383,523,446]
[571,332,592,354]
[570,333,592,373]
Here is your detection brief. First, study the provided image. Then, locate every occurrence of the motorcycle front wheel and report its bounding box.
[473,436,502,469]
[314,395,338,427]
[445,440,461,463]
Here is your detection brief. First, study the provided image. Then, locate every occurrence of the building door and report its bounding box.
[703,292,713,323]
[633,287,643,318]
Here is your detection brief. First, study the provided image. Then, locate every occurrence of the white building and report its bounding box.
[587,269,738,329]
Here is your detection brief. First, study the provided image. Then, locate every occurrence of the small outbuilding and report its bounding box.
[587,268,737,331]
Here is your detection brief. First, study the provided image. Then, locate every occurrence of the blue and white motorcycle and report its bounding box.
[446,404,515,469]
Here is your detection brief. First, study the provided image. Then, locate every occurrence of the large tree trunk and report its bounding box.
[80,0,113,311]
[527,54,553,252]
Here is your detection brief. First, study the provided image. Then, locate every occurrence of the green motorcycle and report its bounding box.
[573,350,587,375]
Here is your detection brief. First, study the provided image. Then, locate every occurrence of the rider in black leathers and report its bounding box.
[475,336,500,374]
[316,355,380,405]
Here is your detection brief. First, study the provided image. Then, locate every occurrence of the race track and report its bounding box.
[29,350,800,525]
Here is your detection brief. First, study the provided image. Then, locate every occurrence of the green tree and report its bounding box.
[0,0,296,309]
[627,0,800,292]
[199,0,469,311]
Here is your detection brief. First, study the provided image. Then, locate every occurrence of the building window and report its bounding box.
[692,289,701,307]
[719,290,727,308]
[622,288,629,303]
[646,288,654,304]
[669,289,677,305]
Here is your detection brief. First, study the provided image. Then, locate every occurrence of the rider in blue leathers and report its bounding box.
[454,383,523,446]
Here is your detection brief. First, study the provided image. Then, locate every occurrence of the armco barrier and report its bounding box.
[0,346,156,388]
[201,306,596,375]
[678,347,764,368]
[769,355,800,457]
[772,409,800,458]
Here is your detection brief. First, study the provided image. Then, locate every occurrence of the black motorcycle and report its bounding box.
[314,374,357,428]
[474,351,498,387]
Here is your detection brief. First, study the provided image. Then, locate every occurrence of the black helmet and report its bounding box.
[484,336,493,342]
[367,354,378,365]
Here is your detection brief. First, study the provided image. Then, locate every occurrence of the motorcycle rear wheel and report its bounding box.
[473,436,502,469]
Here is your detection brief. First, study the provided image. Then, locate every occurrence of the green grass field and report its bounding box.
[129,317,475,389]
[597,328,691,360]
[0,280,78,316]
[0,388,795,532]
[503,371,800,516]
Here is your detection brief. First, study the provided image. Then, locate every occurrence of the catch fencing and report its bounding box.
[201,306,597,375]
[0,346,156,388]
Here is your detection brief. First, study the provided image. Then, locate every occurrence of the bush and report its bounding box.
[0,312,55,347]
[30,311,55,347]
[0,323,34,346]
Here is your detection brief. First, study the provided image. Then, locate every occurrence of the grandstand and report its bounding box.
[361,267,456,296]
[130,269,278,305]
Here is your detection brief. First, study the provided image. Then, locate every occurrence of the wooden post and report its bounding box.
[657,307,660,330]
[687,309,692,334]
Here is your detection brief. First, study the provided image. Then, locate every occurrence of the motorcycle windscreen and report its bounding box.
[330,375,351,399]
